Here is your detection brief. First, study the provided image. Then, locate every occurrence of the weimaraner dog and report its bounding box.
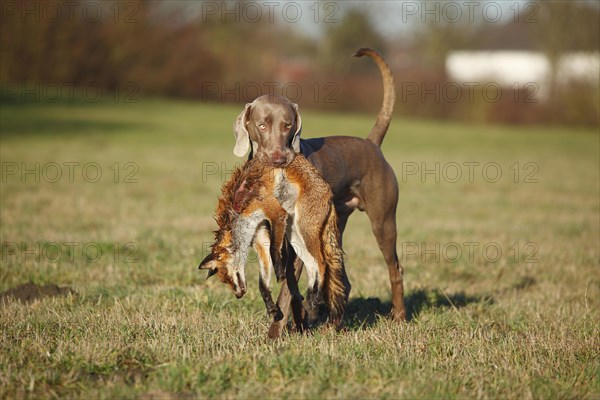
[232,48,404,337]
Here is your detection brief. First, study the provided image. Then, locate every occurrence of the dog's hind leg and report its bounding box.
[363,170,406,321]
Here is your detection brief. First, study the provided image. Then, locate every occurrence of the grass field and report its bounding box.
[1,99,598,399]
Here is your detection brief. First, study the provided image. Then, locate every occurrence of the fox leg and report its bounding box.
[259,279,282,321]
[289,221,325,324]
[268,208,289,282]
[254,227,282,320]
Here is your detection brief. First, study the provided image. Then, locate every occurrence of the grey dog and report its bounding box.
[232,48,404,336]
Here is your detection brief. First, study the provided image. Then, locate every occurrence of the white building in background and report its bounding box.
[446,51,600,99]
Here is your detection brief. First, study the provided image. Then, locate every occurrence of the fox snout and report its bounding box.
[234,287,246,299]
[233,272,247,298]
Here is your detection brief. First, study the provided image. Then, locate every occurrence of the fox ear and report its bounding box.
[199,253,218,279]
[198,252,214,269]
[206,267,218,280]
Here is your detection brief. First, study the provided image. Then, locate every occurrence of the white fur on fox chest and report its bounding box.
[273,169,299,215]
[232,209,266,276]
[273,169,320,290]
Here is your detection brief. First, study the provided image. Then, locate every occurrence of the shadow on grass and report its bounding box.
[343,288,493,330]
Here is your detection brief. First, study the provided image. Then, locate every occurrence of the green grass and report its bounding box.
[1,99,599,399]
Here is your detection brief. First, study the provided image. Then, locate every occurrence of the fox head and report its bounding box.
[198,230,248,299]
[199,162,266,300]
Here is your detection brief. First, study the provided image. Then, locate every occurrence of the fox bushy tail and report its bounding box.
[321,204,347,321]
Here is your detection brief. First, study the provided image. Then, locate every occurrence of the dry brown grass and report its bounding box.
[1,100,598,398]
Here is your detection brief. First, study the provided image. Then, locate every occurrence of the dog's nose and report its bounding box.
[271,153,287,167]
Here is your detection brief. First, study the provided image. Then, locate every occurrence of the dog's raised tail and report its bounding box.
[353,48,395,147]
[322,204,347,324]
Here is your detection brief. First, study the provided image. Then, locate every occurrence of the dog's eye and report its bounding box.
[285,124,292,130]
[258,124,266,130]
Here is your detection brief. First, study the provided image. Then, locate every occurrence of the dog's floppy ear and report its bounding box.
[291,102,302,153]
[233,103,252,157]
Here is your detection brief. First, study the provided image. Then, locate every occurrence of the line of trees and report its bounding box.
[1,0,598,126]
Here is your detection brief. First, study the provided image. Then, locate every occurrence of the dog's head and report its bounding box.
[233,95,302,167]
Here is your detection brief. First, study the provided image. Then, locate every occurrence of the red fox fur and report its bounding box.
[198,155,347,324]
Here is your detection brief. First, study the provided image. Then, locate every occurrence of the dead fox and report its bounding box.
[198,155,347,325]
